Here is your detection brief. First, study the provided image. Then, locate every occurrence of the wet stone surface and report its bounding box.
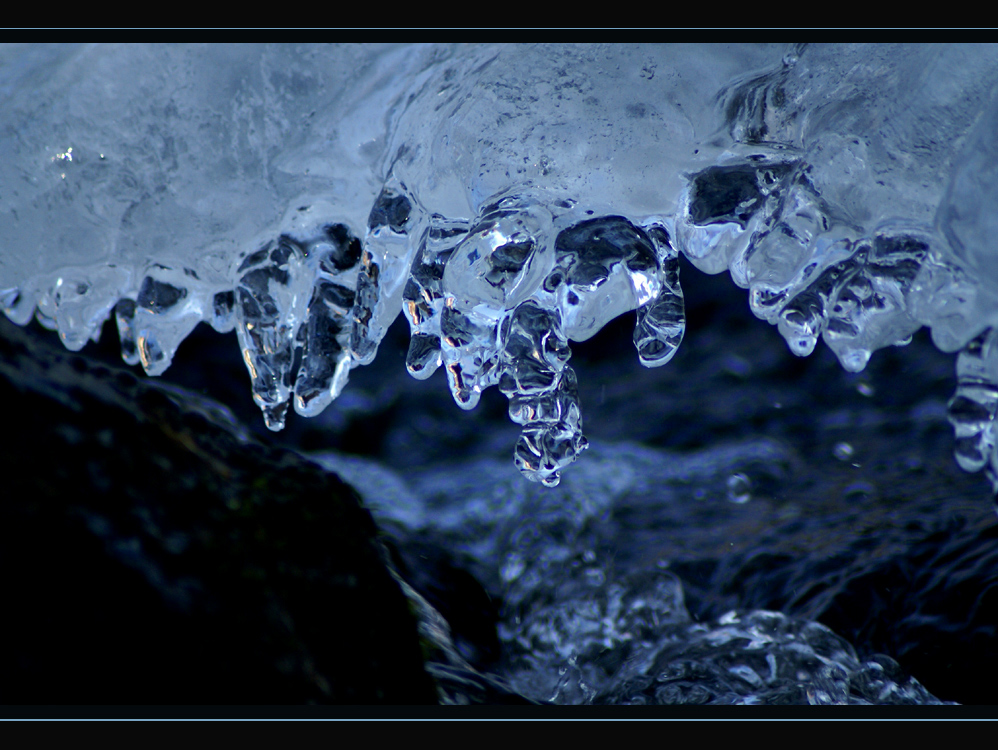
[0,314,439,704]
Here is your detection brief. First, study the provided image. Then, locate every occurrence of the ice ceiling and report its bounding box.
[2,43,998,489]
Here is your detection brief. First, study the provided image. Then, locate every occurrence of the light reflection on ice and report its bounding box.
[2,43,998,490]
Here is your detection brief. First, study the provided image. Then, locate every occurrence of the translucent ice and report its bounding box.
[948,328,998,493]
[4,43,998,488]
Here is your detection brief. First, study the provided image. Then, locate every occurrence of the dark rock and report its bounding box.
[798,518,998,706]
[387,539,503,671]
[0,315,437,704]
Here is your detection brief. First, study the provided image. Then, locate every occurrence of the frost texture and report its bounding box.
[3,43,998,487]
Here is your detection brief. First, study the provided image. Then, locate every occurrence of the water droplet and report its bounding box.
[833,442,854,461]
[726,473,751,504]
[844,482,874,501]
[584,567,605,587]
[501,553,526,582]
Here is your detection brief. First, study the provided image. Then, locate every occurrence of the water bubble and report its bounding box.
[726,473,752,504]
[584,567,606,587]
[844,482,874,501]
[501,553,526,583]
[833,442,855,461]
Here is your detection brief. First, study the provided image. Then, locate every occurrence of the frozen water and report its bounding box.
[3,43,998,487]
[948,327,998,493]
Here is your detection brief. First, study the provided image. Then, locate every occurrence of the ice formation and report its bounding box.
[3,43,998,489]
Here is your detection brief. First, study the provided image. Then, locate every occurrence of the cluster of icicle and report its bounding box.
[55,160,994,491]
[102,183,686,487]
[3,43,998,492]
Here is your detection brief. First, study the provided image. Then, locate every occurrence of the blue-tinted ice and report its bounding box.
[3,43,998,489]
